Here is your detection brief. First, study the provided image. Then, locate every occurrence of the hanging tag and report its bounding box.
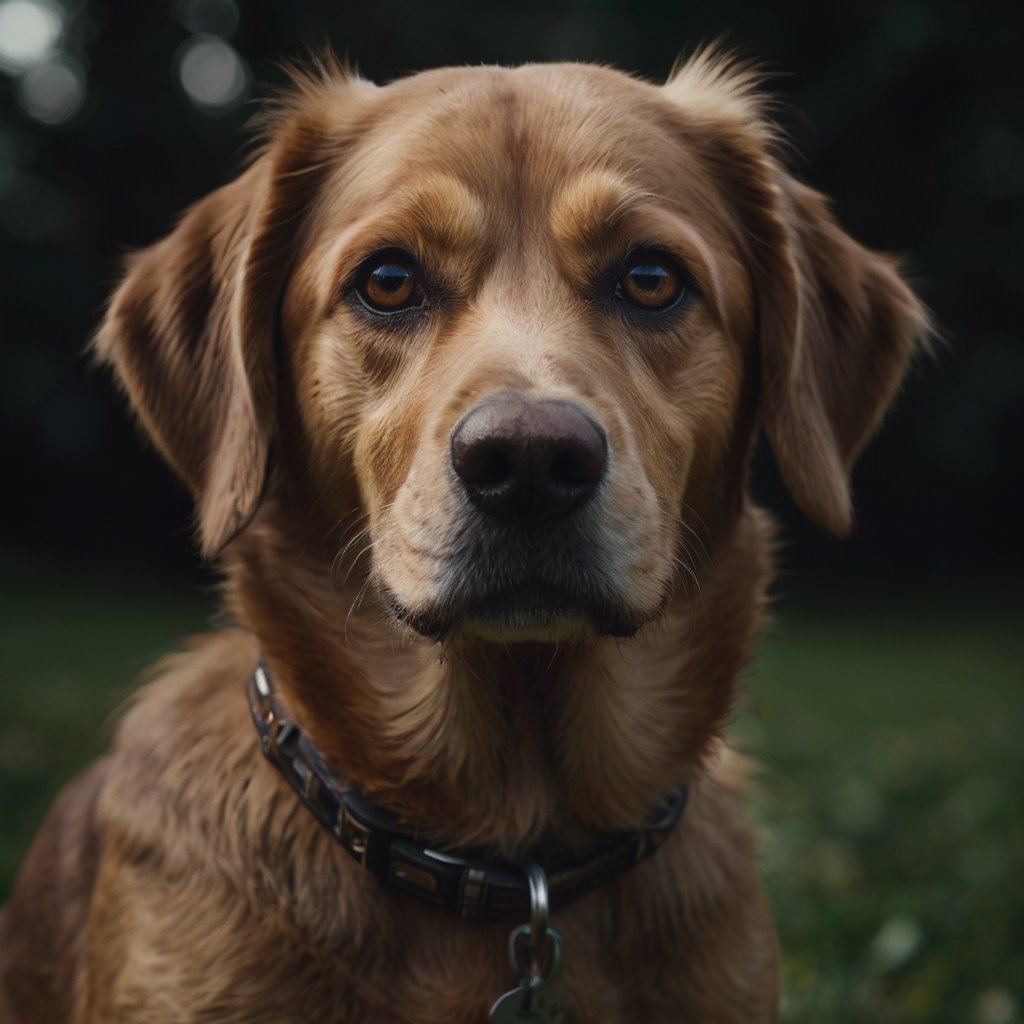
[489,863,571,1023]
[489,984,570,1023]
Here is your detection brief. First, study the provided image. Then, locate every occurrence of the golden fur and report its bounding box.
[0,51,926,1022]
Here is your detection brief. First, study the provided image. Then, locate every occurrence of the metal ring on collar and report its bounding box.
[525,861,549,950]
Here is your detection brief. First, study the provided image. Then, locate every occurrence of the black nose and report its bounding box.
[450,394,607,523]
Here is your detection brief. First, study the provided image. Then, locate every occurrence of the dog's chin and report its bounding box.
[381,583,647,642]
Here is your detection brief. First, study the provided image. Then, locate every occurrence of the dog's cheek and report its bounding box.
[673,327,747,463]
[370,484,462,612]
[635,322,749,544]
[358,382,433,498]
[346,384,444,602]
[284,327,371,503]
[674,326,756,543]
[595,479,679,611]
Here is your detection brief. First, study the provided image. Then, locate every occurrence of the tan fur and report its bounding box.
[0,50,926,1022]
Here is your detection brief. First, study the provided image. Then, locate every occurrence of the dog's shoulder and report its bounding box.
[0,632,262,1019]
[0,631,390,1021]
[0,756,109,1020]
[110,629,261,777]
[96,629,288,884]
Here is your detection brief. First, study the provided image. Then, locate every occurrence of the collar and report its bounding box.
[248,659,688,923]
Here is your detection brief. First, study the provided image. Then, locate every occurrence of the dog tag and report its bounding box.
[489,985,570,1023]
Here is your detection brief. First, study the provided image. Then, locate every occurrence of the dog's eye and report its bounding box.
[355,253,424,313]
[618,251,687,312]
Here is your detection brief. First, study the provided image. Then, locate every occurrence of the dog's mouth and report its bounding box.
[380,528,659,638]
[380,577,652,642]
[373,460,674,641]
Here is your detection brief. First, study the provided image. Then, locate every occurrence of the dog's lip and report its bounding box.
[380,581,642,640]
[380,588,449,640]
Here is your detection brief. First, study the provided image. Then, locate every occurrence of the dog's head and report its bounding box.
[96,53,926,645]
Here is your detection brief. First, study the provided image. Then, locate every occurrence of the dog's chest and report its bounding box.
[184,881,689,1024]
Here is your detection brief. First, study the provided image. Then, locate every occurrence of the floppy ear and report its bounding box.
[665,49,929,537]
[94,110,335,556]
[755,172,929,536]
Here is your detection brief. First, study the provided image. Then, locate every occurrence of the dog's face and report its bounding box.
[96,56,925,647]
[282,65,758,641]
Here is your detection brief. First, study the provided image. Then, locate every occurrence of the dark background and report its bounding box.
[1,0,1021,590]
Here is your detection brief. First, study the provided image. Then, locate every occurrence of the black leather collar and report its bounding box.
[248,659,688,923]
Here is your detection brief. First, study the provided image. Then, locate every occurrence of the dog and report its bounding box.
[0,50,926,1022]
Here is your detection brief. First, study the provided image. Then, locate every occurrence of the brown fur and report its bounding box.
[0,51,926,1022]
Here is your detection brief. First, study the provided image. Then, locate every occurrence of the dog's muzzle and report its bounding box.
[383,392,651,640]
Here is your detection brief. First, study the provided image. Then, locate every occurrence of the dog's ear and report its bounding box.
[94,100,340,555]
[665,51,929,536]
[753,172,928,536]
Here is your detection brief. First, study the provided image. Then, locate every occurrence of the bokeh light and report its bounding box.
[175,34,248,113]
[0,0,62,74]
[17,55,86,125]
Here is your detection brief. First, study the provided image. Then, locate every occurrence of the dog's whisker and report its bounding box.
[337,540,377,588]
[323,505,365,545]
[344,575,375,640]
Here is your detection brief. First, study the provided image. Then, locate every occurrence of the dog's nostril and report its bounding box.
[451,394,607,522]
[549,444,604,487]
[458,445,514,488]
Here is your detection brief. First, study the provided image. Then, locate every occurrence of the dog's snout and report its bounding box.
[451,394,607,523]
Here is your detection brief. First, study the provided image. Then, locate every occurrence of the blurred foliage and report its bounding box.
[1,571,1021,1022]
[0,0,1021,584]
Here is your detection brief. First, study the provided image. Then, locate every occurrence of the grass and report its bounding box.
[0,564,1020,1023]
[745,593,1024,1024]
[0,559,215,890]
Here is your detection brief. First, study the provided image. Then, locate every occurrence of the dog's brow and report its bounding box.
[549,170,650,250]
[392,175,487,253]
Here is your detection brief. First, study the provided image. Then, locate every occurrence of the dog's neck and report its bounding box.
[225,503,773,855]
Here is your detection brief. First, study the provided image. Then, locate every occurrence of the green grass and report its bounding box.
[0,568,1020,1023]
[0,561,215,891]
[747,595,1024,1024]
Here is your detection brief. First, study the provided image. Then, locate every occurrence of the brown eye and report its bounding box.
[355,253,423,313]
[618,251,687,311]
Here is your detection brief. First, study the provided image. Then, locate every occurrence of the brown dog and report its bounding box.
[0,51,926,1022]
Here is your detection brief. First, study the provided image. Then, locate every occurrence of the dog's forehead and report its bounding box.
[382,63,670,148]
[332,64,702,214]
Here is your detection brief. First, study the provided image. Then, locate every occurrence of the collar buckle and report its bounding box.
[336,803,371,866]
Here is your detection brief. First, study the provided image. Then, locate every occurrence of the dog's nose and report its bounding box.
[451,394,607,522]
